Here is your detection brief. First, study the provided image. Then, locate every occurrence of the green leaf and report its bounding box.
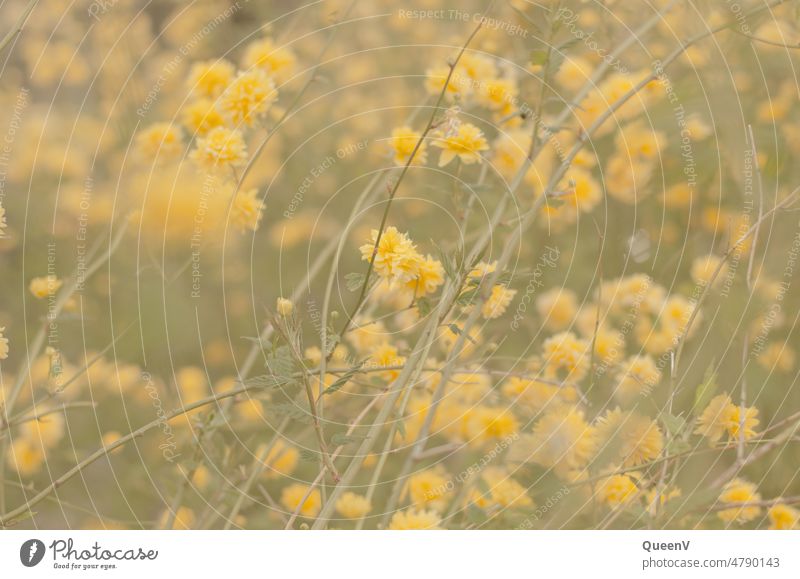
[299,449,319,462]
[457,288,480,307]
[324,333,341,357]
[322,360,368,396]
[271,402,314,425]
[331,432,369,446]
[396,417,407,440]
[434,242,461,281]
[416,297,432,316]
[667,438,691,455]
[530,49,548,67]
[265,345,296,379]
[661,413,686,436]
[345,272,366,292]
[693,363,718,413]
[322,375,349,396]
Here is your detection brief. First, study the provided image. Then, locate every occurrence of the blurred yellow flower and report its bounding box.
[433,122,489,167]
[191,126,248,170]
[136,122,184,162]
[389,126,428,166]
[388,508,442,530]
[335,492,372,519]
[231,188,265,232]
[281,483,321,518]
[29,275,63,299]
[768,503,799,530]
[186,59,235,98]
[718,479,761,524]
[218,69,277,127]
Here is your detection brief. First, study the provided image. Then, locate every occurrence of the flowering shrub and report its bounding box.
[0,0,799,531]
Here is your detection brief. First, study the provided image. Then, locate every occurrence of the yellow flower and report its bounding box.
[406,469,450,511]
[695,394,735,444]
[464,406,519,444]
[433,123,489,167]
[758,342,796,372]
[662,295,697,333]
[232,398,262,424]
[159,506,195,530]
[470,467,533,510]
[388,508,443,530]
[476,77,518,110]
[468,260,497,279]
[691,254,727,287]
[191,126,248,170]
[598,474,639,507]
[424,65,471,100]
[231,188,264,232]
[20,413,65,448]
[389,126,427,166]
[645,486,682,509]
[695,394,759,444]
[7,438,45,476]
[491,129,532,178]
[175,366,208,409]
[502,376,579,412]
[536,288,578,331]
[0,327,8,360]
[768,503,799,530]
[604,154,654,204]
[718,479,761,524]
[727,404,760,441]
[592,329,624,367]
[347,319,388,354]
[595,409,663,467]
[192,465,210,489]
[262,440,299,479]
[541,332,590,382]
[335,492,372,519]
[29,275,63,299]
[459,53,497,83]
[359,226,421,284]
[615,122,664,160]
[555,55,592,91]
[281,483,321,518]
[482,285,517,319]
[405,255,444,297]
[530,404,596,478]
[614,355,661,402]
[102,431,123,454]
[181,98,225,136]
[186,59,235,98]
[369,342,406,382]
[558,168,601,213]
[136,122,184,162]
[276,297,293,316]
[438,322,481,358]
[241,37,296,83]
[218,69,277,127]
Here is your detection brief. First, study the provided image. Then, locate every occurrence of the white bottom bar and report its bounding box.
[1,531,798,577]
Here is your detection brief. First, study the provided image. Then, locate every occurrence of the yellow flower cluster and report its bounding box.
[359,227,444,297]
[695,394,760,444]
